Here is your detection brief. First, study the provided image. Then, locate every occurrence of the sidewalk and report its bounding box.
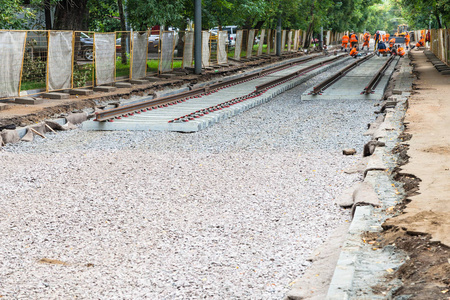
[384,49,450,245]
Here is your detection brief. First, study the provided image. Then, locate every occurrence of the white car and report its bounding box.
[211,26,238,46]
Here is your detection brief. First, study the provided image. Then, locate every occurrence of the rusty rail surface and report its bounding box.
[254,55,344,93]
[94,55,325,122]
[311,53,375,95]
[363,55,395,94]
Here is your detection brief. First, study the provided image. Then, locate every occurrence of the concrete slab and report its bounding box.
[159,74,177,79]
[0,103,11,110]
[14,97,44,105]
[42,92,70,99]
[302,56,399,101]
[130,79,150,85]
[93,86,117,93]
[115,82,132,88]
[146,76,159,82]
[69,89,94,96]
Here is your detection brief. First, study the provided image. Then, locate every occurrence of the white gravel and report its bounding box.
[0,64,376,299]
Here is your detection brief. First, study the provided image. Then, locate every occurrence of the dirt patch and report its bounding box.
[392,143,410,165]
[394,171,421,197]
[365,228,450,299]
[421,146,450,156]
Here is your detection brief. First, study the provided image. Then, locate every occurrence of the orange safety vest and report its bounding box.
[389,38,395,46]
[349,48,358,56]
[364,33,370,42]
[405,34,410,42]
[342,35,349,43]
[350,34,358,42]
[386,33,390,40]
[398,47,405,56]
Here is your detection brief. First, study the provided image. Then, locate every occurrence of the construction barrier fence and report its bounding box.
[0,28,353,100]
[430,29,450,66]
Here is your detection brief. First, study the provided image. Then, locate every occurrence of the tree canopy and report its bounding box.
[1,0,447,33]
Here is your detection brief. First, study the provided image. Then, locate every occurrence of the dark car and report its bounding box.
[79,32,94,61]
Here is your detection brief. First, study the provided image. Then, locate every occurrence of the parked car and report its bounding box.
[211,26,238,46]
[25,31,93,61]
[79,32,93,61]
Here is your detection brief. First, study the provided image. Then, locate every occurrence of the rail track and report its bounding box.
[85,53,398,132]
[93,54,344,123]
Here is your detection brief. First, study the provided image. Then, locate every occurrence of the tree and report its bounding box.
[126,0,185,31]
[53,0,89,30]
[0,0,35,29]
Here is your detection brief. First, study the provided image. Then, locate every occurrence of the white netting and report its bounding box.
[281,30,286,52]
[234,30,243,60]
[159,31,175,73]
[217,31,228,64]
[273,30,278,53]
[131,32,147,79]
[257,29,265,56]
[302,30,307,48]
[201,31,210,68]
[94,33,115,85]
[246,29,255,58]
[293,30,299,51]
[287,30,293,52]
[48,31,73,91]
[266,30,271,55]
[0,31,26,98]
[182,31,194,68]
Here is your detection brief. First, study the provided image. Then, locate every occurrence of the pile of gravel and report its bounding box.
[0,63,376,299]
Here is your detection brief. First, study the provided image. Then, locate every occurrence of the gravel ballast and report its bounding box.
[1,63,376,299]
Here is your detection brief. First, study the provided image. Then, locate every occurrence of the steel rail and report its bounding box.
[363,55,395,94]
[311,53,375,95]
[94,55,321,122]
[254,55,344,93]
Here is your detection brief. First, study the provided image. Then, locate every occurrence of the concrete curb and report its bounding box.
[323,56,413,299]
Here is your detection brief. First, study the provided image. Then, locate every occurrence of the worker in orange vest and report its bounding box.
[342,33,349,51]
[377,40,389,56]
[362,32,370,50]
[397,46,406,57]
[389,37,396,48]
[405,32,410,49]
[385,32,390,42]
[349,31,358,48]
[349,45,358,57]
[381,33,386,43]
[374,31,381,50]
[414,36,425,48]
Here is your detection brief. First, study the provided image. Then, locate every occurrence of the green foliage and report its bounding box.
[116,55,130,77]
[395,0,449,29]
[0,0,35,29]
[364,1,404,34]
[126,0,185,31]
[21,52,47,91]
[88,0,121,32]
[73,64,93,87]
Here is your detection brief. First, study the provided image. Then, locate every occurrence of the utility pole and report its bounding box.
[320,26,323,50]
[194,0,202,75]
[276,8,282,56]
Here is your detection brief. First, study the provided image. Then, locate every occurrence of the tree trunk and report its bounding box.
[303,1,315,48]
[44,0,52,30]
[254,21,265,30]
[117,0,128,64]
[177,20,188,58]
[53,0,88,30]
[304,17,314,48]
